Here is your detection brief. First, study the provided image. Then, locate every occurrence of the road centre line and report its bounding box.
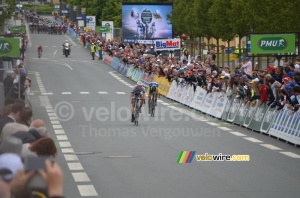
[244,137,264,143]
[280,152,300,158]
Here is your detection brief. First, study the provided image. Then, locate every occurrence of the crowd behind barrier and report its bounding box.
[105,54,300,145]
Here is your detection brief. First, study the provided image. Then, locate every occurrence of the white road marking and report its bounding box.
[107,156,133,158]
[51,120,60,125]
[72,172,91,182]
[52,46,57,47]
[52,124,63,129]
[77,185,98,196]
[62,148,74,153]
[62,92,72,95]
[65,35,77,46]
[260,144,283,151]
[68,162,84,170]
[64,154,78,161]
[230,132,247,137]
[54,129,65,135]
[116,92,126,94]
[41,92,53,95]
[48,113,56,117]
[59,141,71,147]
[280,152,300,158]
[98,91,108,94]
[218,127,232,131]
[161,102,170,105]
[129,85,134,88]
[44,46,49,47]
[62,62,73,70]
[56,135,68,141]
[157,99,164,103]
[244,137,263,143]
[53,50,57,56]
[80,92,90,94]
[46,109,54,113]
[49,117,58,121]
[206,122,219,126]
[30,93,35,96]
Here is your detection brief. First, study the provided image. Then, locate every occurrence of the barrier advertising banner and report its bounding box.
[243,102,258,128]
[227,98,242,122]
[250,34,295,54]
[260,105,276,134]
[126,65,135,78]
[0,37,20,58]
[248,103,268,132]
[167,81,178,100]
[202,93,218,114]
[189,86,207,111]
[221,95,233,121]
[209,94,229,118]
[155,39,180,51]
[233,103,249,126]
[86,16,96,30]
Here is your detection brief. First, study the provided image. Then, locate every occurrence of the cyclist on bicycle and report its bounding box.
[148,82,159,113]
[37,45,43,58]
[130,81,146,122]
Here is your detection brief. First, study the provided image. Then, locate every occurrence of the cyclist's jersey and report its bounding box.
[131,85,145,98]
[148,82,159,94]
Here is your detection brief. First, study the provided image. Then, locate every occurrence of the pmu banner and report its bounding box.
[233,103,249,126]
[166,80,178,100]
[126,65,135,78]
[202,93,218,114]
[250,34,295,54]
[0,37,20,58]
[111,57,120,70]
[248,103,269,132]
[155,38,180,51]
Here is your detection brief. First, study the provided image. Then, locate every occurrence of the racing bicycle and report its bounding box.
[149,92,156,117]
[133,97,144,126]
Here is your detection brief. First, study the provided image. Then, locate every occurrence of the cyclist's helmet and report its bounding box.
[65,40,68,42]
[137,81,143,86]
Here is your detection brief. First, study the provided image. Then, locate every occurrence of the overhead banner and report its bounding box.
[250,34,295,54]
[86,16,96,31]
[9,26,25,34]
[102,21,114,40]
[122,3,173,43]
[0,37,20,58]
[155,38,180,51]
[95,26,110,33]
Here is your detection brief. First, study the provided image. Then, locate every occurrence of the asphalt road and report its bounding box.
[25,22,300,198]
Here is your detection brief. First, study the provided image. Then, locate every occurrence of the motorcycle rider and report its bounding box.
[62,40,71,55]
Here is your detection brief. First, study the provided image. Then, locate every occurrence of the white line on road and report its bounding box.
[77,185,98,196]
[65,35,77,46]
[49,116,58,121]
[206,122,219,126]
[41,92,53,95]
[52,46,57,47]
[280,152,300,158]
[59,141,71,147]
[72,172,91,182]
[53,50,57,57]
[230,132,247,137]
[46,109,54,113]
[64,154,79,161]
[68,162,84,171]
[48,113,56,117]
[52,124,63,129]
[244,137,263,143]
[116,92,126,94]
[61,148,74,153]
[217,127,232,131]
[260,144,283,150]
[51,120,60,125]
[98,92,108,94]
[54,129,65,135]
[56,135,68,141]
[62,92,72,95]
[80,92,90,94]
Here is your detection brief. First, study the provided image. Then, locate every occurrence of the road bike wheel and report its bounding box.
[150,96,155,117]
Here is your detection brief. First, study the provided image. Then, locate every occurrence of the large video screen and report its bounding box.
[122,3,173,43]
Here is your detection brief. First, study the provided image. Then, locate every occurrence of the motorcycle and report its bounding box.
[63,43,72,57]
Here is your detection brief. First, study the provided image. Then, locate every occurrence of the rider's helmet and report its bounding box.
[65,40,68,42]
[137,81,143,89]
